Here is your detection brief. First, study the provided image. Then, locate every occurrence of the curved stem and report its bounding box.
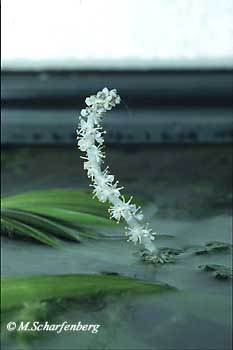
[77,87,157,253]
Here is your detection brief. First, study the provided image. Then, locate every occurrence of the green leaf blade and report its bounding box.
[2,274,175,312]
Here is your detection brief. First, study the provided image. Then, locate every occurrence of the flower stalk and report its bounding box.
[77,87,157,253]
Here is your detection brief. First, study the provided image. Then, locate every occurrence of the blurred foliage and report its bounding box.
[199,264,232,280]
[1,189,146,246]
[184,241,232,255]
[2,273,174,312]
[1,148,32,175]
[1,189,122,246]
[1,273,174,346]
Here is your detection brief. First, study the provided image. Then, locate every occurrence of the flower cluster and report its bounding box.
[77,87,157,253]
[85,87,121,113]
[126,225,156,244]
[108,196,143,223]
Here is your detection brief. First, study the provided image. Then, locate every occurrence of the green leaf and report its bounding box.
[1,189,125,245]
[2,189,144,217]
[1,217,61,247]
[2,274,174,312]
[3,206,115,227]
[1,189,110,217]
[2,208,81,241]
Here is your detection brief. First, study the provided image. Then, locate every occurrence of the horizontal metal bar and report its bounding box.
[2,70,233,105]
[2,107,232,145]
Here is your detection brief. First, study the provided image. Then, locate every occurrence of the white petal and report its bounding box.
[102,87,109,95]
[106,95,112,102]
[80,109,87,116]
[115,96,121,104]
[110,89,117,96]
[85,97,91,106]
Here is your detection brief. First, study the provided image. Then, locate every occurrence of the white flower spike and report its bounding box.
[77,87,158,254]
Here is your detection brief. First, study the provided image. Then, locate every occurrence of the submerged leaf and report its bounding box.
[136,248,180,264]
[2,274,175,312]
[184,241,232,255]
[199,264,232,280]
[205,241,232,252]
[1,274,174,347]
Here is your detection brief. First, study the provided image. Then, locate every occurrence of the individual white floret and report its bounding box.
[78,122,104,145]
[126,226,143,244]
[92,184,109,203]
[84,87,121,114]
[83,160,98,179]
[77,133,93,152]
[92,182,122,203]
[107,182,123,199]
[141,226,156,241]
[80,108,90,117]
[77,119,89,135]
[85,95,97,107]
[96,171,114,188]
[126,226,156,245]
[108,196,141,222]
[94,129,105,145]
[102,168,114,185]
[88,145,105,164]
